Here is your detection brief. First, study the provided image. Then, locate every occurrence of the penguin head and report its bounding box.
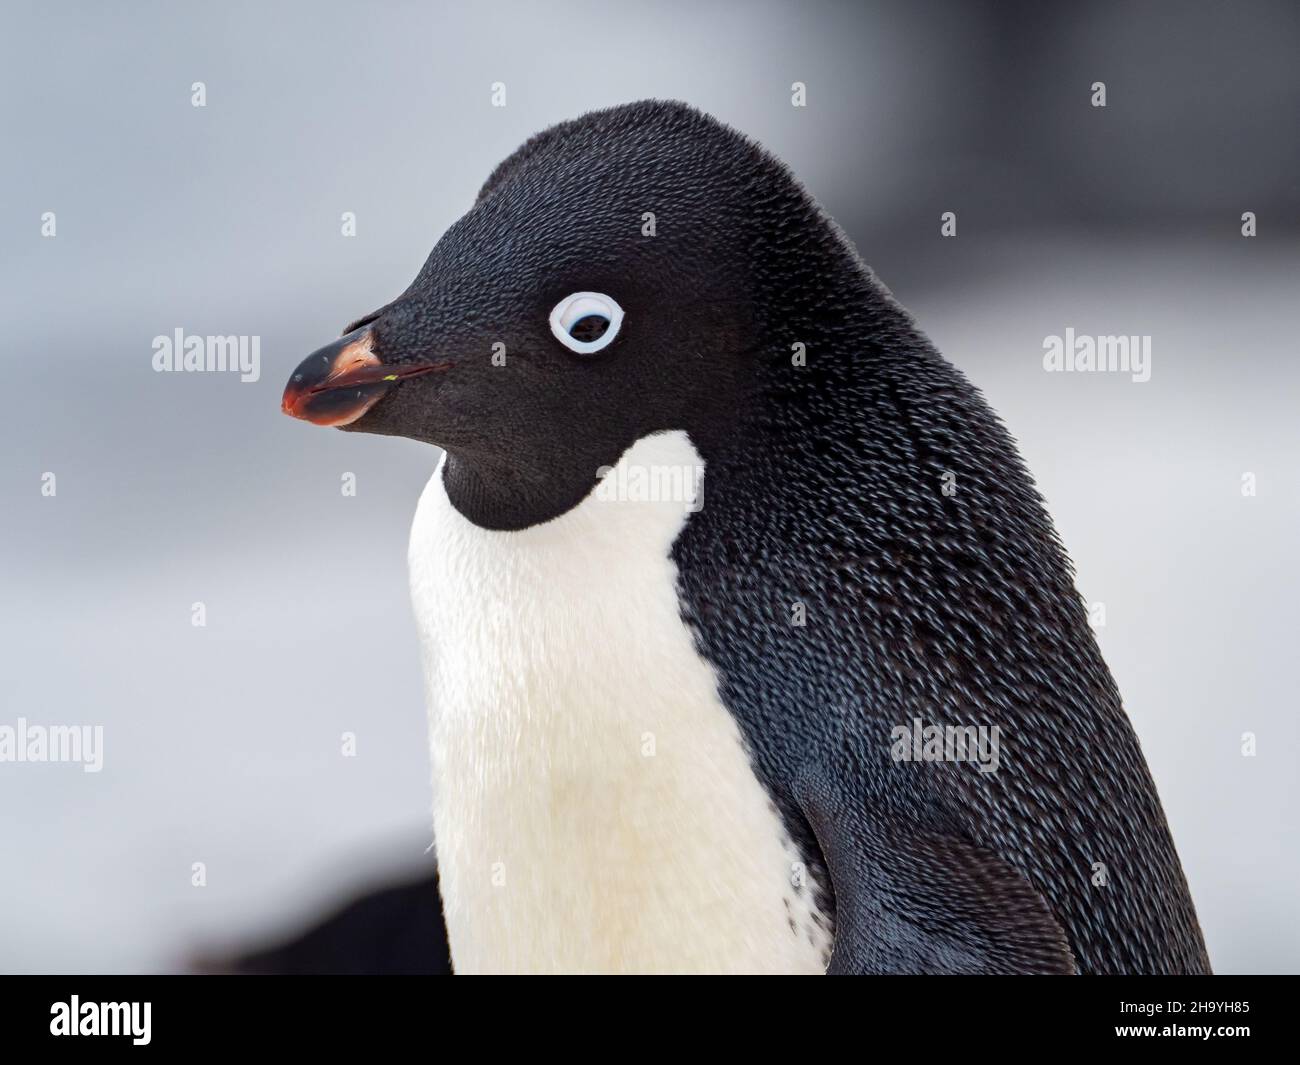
[283,101,837,529]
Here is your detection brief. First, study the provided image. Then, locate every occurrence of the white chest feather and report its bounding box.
[408,431,829,973]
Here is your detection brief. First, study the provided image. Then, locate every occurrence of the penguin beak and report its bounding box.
[281,325,445,428]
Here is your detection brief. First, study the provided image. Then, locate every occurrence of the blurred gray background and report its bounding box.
[1,0,1297,973]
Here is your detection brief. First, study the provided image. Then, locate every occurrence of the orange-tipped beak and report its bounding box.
[281,326,443,427]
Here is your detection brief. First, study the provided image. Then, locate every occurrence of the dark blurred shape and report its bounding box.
[229,874,451,975]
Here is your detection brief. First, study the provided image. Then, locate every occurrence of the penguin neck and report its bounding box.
[439,445,606,533]
[712,239,921,468]
[675,233,1098,681]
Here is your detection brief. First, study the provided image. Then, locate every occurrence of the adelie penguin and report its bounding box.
[282,100,1211,975]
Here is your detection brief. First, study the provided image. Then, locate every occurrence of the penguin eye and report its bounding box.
[549,291,624,354]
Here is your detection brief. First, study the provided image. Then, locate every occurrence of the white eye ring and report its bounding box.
[549,291,624,354]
